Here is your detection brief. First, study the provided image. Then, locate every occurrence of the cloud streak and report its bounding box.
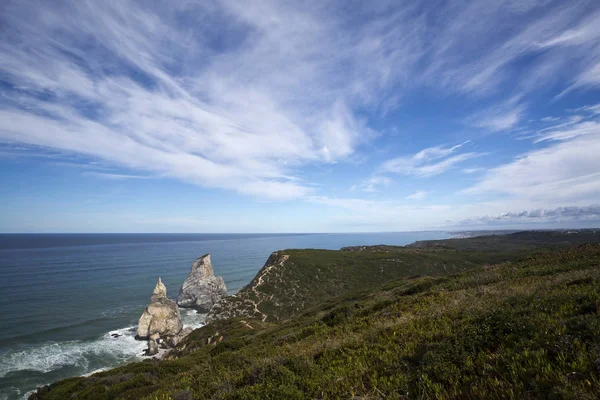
[467,99,525,132]
[465,118,600,205]
[381,142,480,177]
[406,190,429,200]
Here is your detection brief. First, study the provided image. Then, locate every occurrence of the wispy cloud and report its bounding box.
[541,116,561,122]
[467,101,525,132]
[351,176,392,192]
[381,142,480,177]
[465,118,600,205]
[406,190,429,200]
[580,104,600,115]
[0,1,392,200]
[83,172,154,180]
[462,167,485,174]
[1,0,600,210]
[534,120,600,143]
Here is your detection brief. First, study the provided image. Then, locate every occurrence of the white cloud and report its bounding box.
[462,167,485,174]
[0,0,390,200]
[584,104,600,115]
[465,122,600,205]
[2,0,600,208]
[381,142,480,177]
[534,120,600,143]
[468,103,525,132]
[574,62,600,88]
[541,116,561,122]
[421,1,600,96]
[406,190,428,200]
[351,176,392,192]
[83,172,153,180]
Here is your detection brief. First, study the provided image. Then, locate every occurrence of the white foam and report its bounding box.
[22,390,35,400]
[0,326,146,379]
[1,316,203,400]
[179,308,206,330]
[82,368,109,377]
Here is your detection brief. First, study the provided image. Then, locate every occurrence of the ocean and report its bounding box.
[0,232,450,399]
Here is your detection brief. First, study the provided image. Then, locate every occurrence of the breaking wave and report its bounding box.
[0,308,204,400]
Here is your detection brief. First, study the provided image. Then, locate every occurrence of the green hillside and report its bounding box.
[206,246,509,323]
[31,232,600,399]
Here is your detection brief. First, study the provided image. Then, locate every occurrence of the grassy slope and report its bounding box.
[206,248,530,323]
[31,238,600,399]
[207,230,600,324]
[206,247,499,323]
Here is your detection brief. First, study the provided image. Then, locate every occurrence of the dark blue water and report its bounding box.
[0,232,449,399]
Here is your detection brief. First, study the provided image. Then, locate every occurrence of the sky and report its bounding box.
[1,0,600,233]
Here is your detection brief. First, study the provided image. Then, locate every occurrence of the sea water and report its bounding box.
[0,232,450,399]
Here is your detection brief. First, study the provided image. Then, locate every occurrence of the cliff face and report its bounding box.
[177,254,227,312]
[205,244,501,323]
[206,252,292,323]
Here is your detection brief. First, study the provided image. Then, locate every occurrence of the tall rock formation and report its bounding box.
[137,278,183,356]
[177,254,227,313]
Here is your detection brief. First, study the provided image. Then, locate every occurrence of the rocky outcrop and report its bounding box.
[177,254,227,312]
[137,278,187,356]
[206,252,291,323]
[167,326,193,347]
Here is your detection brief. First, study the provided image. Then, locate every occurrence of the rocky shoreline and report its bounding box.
[135,254,227,357]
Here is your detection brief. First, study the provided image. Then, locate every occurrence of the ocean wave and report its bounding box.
[0,312,204,380]
[180,308,206,330]
[0,312,204,400]
[0,326,146,379]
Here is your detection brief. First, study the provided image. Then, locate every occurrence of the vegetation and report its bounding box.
[31,231,600,399]
[409,229,599,252]
[208,230,600,324]
[206,246,510,323]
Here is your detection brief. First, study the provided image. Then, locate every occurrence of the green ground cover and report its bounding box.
[31,231,600,399]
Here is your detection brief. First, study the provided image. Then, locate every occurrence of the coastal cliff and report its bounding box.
[203,231,600,323]
[29,231,600,399]
[206,251,292,323]
[205,238,545,324]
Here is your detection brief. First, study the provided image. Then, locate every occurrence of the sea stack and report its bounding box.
[137,277,183,356]
[177,254,227,313]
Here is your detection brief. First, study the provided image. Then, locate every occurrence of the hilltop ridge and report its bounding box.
[207,230,600,324]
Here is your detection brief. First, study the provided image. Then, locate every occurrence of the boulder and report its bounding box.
[137,278,183,340]
[177,254,227,312]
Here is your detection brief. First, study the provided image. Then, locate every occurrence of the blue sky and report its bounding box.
[1,0,600,233]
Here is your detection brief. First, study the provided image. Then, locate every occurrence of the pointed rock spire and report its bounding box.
[177,254,227,312]
[191,254,214,277]
[152,277,167,299]
[137,277,182,340]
